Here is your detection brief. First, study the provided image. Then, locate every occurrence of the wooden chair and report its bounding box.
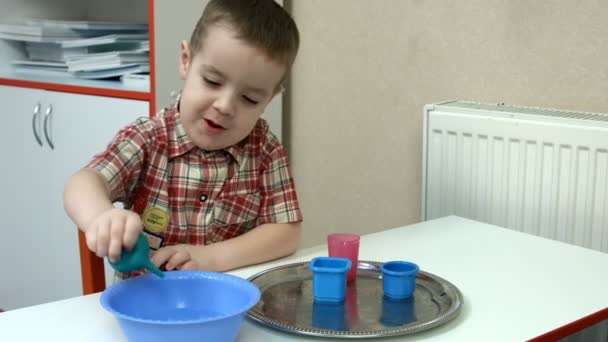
[78,231,106,294]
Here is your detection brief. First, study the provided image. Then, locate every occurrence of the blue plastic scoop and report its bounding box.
[108,233,165,278]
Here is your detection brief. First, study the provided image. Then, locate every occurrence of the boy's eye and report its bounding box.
[242,95,259,105]
[203,77,221,86]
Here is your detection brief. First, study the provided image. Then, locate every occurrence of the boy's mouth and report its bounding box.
[204,118,226,132]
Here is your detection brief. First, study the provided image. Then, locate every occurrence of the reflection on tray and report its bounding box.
[312,302,347,331]
[261,280,305,325]
[310,288,418,331]
[311,285,360,331]
[381,296,416,327]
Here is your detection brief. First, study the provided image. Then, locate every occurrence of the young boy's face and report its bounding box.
[178,24,286,151]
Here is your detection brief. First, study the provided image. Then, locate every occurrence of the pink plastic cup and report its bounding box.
[327,233,360,283]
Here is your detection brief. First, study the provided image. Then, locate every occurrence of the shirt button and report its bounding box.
[199,194,208,202]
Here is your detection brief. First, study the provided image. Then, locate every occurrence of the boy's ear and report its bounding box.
[179,40,191,80]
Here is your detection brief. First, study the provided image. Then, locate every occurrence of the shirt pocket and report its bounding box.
[211,192,261,227]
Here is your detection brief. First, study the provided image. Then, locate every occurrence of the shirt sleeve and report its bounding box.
[257,143,303,225]
[84,118,152,203]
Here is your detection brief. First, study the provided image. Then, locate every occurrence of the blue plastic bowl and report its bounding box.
[100,271,261,342]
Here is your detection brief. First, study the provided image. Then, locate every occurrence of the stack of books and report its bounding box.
[0,19,149,82]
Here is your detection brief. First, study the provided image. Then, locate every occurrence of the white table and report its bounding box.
[1,216,607,341]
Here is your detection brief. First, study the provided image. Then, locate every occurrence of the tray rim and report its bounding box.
[246,260,463,339]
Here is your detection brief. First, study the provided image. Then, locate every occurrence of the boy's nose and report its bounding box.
[213,91,236,117]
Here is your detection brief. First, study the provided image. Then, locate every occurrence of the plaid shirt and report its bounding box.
[86,104,302,278]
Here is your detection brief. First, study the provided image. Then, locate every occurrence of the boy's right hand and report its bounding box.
[84,208,143,262]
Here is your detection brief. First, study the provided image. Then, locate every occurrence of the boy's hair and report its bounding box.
[190,0,300,70]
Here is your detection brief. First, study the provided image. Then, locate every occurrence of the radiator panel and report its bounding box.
[423,102,608,253]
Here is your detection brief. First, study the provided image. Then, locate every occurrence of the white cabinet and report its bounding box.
[0,87,54,310]
[0,85,147,310]
[0,0,151,309]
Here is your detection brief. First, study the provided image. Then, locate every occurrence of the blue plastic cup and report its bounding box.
[309,257,352,303]
[380,261,419,299]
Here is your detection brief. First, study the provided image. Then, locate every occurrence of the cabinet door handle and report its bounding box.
[43,104,54,150]
[31,102,43,146]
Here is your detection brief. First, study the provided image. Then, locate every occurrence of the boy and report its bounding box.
[63,0,302,278]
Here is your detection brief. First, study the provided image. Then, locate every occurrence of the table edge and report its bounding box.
[527,307,608,341]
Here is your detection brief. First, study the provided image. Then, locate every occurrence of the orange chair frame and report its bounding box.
[79,231,106,294]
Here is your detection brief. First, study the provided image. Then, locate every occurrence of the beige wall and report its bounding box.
[286,0,608,247]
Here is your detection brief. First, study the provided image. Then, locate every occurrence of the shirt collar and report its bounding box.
[223,140,245,165]
[166,108,197,159]
[165,95,245,165]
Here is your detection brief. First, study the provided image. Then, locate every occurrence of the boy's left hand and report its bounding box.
[151,244,207,271]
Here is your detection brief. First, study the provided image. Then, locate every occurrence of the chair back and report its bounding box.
[79,231,106,294]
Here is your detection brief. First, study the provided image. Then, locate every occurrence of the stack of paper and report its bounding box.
[0,19,150,81]
[65,51,149,71]
[0,22,81,42]
[10,60,70,78]
[73,64,150,79]
[120,73,150,88]
[24,41,147,62]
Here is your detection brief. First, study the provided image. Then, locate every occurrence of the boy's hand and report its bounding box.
[84,208,143,262]
[151,244,209,271]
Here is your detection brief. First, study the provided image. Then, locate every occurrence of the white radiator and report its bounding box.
[422,101,608,253]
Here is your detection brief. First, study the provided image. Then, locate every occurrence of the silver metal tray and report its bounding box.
[246,260,462,338]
